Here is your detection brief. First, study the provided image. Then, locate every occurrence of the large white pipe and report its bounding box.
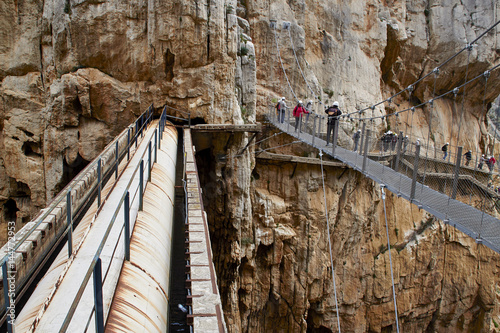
[105,124,178,332]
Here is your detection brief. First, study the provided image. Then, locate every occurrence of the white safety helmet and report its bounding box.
[298,100,303,104]
[333,101,339,107]
[281,97,285,101]
[446,142,449,145]
[308,100,313,104]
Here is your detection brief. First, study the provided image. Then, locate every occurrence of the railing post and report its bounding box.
[332,118,339,157]
[127,128,130,161]
[139,160,144,211]
[97,158,102,207]
[3,262,13,333]
[287,108,290,132]
[188,112,192,127]
[362,129,371,173]
[394,131,403,172]
[148,141,152,182]
[115,140,119,180]
[135,121,138,148]
[67,190,72,258]
[451,146,463,199]
[359,122,366,156]
[93,258,104,333]
[154,129,158,163]
[410,144,421,201]
[124,191,130,261]
[312,116,317,146]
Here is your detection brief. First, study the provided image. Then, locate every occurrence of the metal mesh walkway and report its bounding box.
[267,112,500,254]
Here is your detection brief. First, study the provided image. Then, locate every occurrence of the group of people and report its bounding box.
[478,154,496,171]
[275,98,342,144]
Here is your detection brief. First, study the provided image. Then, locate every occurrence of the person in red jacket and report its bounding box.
[293,100,306,132]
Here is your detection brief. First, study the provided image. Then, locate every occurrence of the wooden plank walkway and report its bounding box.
[268,117,500,254]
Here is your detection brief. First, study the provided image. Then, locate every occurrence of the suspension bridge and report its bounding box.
[0,14,497,333]
[267,17,500,332]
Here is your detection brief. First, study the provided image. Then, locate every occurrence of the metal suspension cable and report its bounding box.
[478,70,491,238]
[287,28,324,108]
[352,62,500,122]
[319,150,341,332]
[455,46,473,146]
[273,27,298,101]
[343,19,500,118]
[380,185,400,333]
[254,140,302,155]
[419,70,439,197]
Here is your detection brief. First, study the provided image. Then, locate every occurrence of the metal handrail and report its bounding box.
[0,105,154,332]
[59,107,169,332]
[0,105,153,268]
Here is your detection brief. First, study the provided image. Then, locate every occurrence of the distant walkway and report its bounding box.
[267,112,500,254]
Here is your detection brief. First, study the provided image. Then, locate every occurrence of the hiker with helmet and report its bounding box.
[463,150,472,166]
[442,142,449,160]
[275,97,287,123]
[305,99,313,127]
[293,100,306,132]
[325,101,342,146]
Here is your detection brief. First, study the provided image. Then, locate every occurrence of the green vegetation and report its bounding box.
[323,88,334,99]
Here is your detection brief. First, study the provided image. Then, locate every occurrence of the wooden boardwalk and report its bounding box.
[268,117,500,254]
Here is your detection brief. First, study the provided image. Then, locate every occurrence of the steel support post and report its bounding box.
[67,190,72,258]
[124,191,130,261]
[97,159,102,207]
[154,129,158,163]
[139,160,144,211]
[287,109,290,132]
[362,129,370,173]
[93,258,104,333]
[451,146,463,199]
[410,144,421,201]
[394,131,403,171]
[312,116,317,146]
[332,119,339,157]
[127,128,130,161]
[359,122,366,156]
[148,141,152,182]
[115,141,119,180]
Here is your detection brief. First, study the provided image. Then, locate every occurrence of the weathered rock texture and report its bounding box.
[1,0,500,331]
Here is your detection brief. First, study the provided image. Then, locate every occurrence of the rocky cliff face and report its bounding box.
[1,0,499,331]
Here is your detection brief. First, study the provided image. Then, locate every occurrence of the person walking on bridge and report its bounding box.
[353,129,361,152]
[325,101,342,146]
[305,99,313,127]
[463,150,472,166]
[442,142,449,160]
[293,100,306,132]
[276,97,287,123]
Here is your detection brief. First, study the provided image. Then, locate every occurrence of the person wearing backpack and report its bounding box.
[463,150,472,166]
[442,142,449,160]
[325,101,342,146]
[276,97,287,123]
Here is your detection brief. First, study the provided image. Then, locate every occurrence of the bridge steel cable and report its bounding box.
[343,19,500,119]
[380,185,400,333]
[273,26,298,102]
[286,27,325,109]
[352,62,500,122]
[319,150,342,333]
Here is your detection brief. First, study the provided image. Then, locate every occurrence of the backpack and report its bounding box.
[276,102,281,111]
[442,145,447,152]
[490,157,496,164]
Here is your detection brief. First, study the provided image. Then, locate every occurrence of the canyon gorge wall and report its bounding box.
[1,0,500,331]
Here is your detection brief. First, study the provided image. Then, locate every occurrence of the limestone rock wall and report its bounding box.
[0,0,249,233]
[1,0,500,331]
